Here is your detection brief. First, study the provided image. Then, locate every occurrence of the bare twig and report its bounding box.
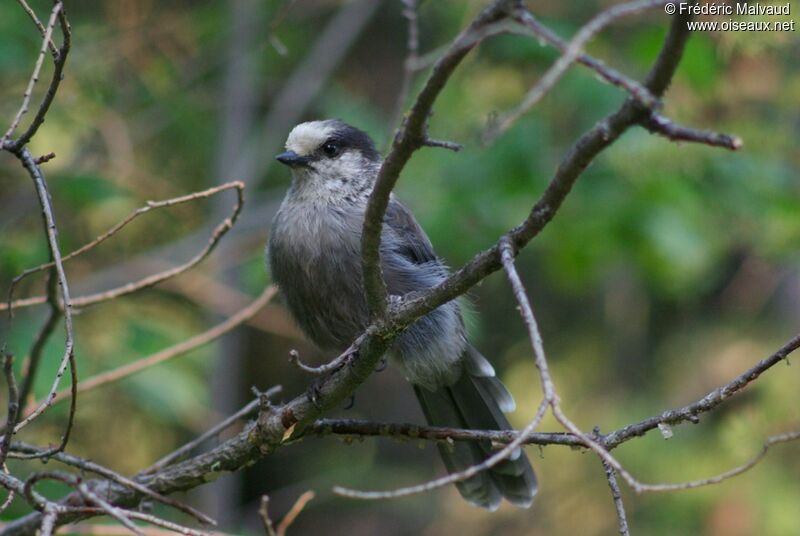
[77,482,145,536]
[0,3,61,146]
[0,465,15,514]
[15,286,275,421]
[3,1,71,151]
[333,399,548,500]
[275,491,314,536]
[486,0,667,142]
[603,461,630,536]
[422,138,462,152]
[14,0,58,55]
[499,238,635,490]
[633,430,800,493]
[11,149,77,460]
[642,112,743,150]
[288,335,365,375]
[23,470,78,511]
[143,385,282,474]
[259,496,277,536]
[15,276,59,415]
[602,333,800,450]
[307,418,579,446]
[308,330,800,454]
[0,353,20,468]
[33,151,56,165]
[10,443,215,526]
[3,182,246,313]
[389,0,420,140]
[510,8,657,111]
[66,518,208,536]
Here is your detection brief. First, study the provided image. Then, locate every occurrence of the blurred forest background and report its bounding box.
[1,1,799,535]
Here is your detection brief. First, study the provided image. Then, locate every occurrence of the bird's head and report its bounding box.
[276,120,381,199]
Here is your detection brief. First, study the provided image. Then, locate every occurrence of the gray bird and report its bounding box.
[268,119,537,510]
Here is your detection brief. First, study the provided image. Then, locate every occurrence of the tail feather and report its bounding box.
[412,345,537,509]
[414,385,503,510]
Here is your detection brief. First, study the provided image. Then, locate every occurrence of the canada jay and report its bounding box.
[268,119,536,510]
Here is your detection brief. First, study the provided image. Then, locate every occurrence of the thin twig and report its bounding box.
[602,333,800,450]
[66,518,208,536]
[498,238,555,398]
[307,418,579,446]
[0,465,15,514]
[14,0,58,55]
[288,335,364,375]
[24,470,212,534]
[486,0,667,142]
[0,3,62,146]
[308,331,800,455]
[422,138,462,152]
[13,286,275,422]
[10,443,215,526]
[499,238,636,491]
[143,385,282,475]
[0,353,20,468]
[510,8,657,111]
[11,149,77,460]
[633,430,800,493]
[16,273,59,414]
[3,182,246,313]
[603,461,630,536]
[259,496,277,536]
[8,2,71,149]
[34,151,56,165]
[23,471,78,511]
[642,112,743,150]
[77,482,145,536]
[389,0,420,141]
[334,399,548,500]
[276,491,315,536]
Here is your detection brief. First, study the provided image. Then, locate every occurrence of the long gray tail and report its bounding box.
[413,345,537,510]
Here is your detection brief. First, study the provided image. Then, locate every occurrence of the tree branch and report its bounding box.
[485,0,667,143]
[3,182,246,313]
[6,286,275,425]
[361,0,521,319]
[642,112,743,150]
[603,461,630,536]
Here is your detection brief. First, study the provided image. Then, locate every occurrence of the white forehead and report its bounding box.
[285,121,336,156]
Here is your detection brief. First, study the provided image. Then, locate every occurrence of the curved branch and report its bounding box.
[361,0,521,319]
[3,182,245,312]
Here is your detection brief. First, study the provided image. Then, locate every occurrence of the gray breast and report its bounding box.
[268,200,369,351]
[268,196,466,389]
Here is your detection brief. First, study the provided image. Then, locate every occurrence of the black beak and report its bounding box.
[275,150,309,168]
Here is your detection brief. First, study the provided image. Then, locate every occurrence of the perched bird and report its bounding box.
[268,119,537,510]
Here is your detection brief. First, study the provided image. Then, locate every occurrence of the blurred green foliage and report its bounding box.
[0,1,798,535]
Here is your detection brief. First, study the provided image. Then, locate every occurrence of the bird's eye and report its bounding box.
[321,141,340,158]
